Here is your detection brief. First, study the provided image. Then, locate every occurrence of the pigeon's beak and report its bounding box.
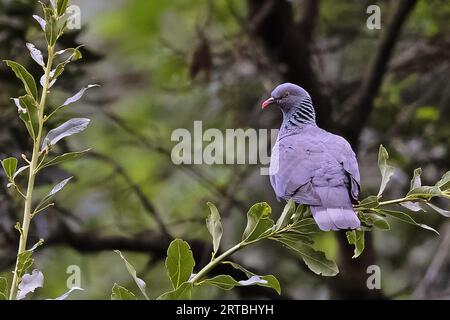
[261,97,275,109]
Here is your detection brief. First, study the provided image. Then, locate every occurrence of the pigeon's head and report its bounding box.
[261,83,311,111]
[261,83,316,125]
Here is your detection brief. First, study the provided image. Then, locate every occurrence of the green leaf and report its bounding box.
[45,14,60,46]
[157,282,193,300]
[15,239,44,282]
[206,202,223,257]
[377,145,395,197]
[242,202,274,242]
[56,47,83,61]
[38,149,90,171]
[406,186,442,200]
[381,209,439,235]
[370,214,390,230]
[115,250,149,300]
[202,273,280,294]
[410,168,422,190]
[0,277,8,300]
[57,0,69,15]
[165,239,195,290]
[42,3,55,20]
[17,95,40,139]
[1,157,18,180]
[426,203,450,218]
[52,47,84,81]
[346,230,365,258]
[290,218,321,234]
[202,275,239,290]
[275,238,338,276]
[4,61,38,101]
[435,171,450,191]
[273,232,314,244]
[111,283,136,300]
[358,196,380,209]
[293,204,311,221]
[275,199,296,230]
[222,261,281,295]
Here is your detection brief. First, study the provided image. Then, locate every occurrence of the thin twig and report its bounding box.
[88,151,173,240]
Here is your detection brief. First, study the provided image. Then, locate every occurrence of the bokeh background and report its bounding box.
[0,0,449,299]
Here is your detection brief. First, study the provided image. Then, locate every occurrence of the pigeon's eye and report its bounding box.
[284,92,290,97]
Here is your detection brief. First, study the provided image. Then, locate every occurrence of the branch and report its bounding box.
[88,151,173,240]
[46,221,171,256]
[296,0,320,43]
[102,111,248,211]
[343,0,418,146]
[247,0,333,130]
[413,222,450,299]
[44,220,284,299]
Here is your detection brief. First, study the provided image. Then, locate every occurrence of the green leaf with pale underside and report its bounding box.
[222,261,281,295]
[346,230,365,258]
[275,199,296,230]
[111,283,136,300]
[38,149,90,171]
[381,210,439,235]
[206,202,223,257]
[377,145,395,197]
[115,250,149,300]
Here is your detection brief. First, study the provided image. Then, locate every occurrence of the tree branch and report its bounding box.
[296,0,320,43]
[88,151,173,240]
[44,219,285,299]
[101,111,248,211]
[343,0,418,146]
[248,0,333,130]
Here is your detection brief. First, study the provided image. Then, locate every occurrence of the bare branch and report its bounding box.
[414,223,450,299]
[343,0,418,146]
[247,0,333,130]
[88,151,173,240]
[297,0,320,43]
[102,111,248,211]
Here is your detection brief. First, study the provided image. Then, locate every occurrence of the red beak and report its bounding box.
[261,97,275,109]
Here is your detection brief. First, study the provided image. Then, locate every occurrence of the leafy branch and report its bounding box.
[0,0,93,300]
[113,200,337,300]
[349,145,450,257]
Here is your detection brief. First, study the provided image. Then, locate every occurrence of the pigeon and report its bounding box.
[261,83,361,231]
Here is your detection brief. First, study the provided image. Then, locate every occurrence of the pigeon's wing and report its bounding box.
[321,131,361,202]
[270,137,322,205]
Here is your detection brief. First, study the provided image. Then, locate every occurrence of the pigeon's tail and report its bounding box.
[310,206,360,231]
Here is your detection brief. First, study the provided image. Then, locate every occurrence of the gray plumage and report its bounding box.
[263,83,360,231]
